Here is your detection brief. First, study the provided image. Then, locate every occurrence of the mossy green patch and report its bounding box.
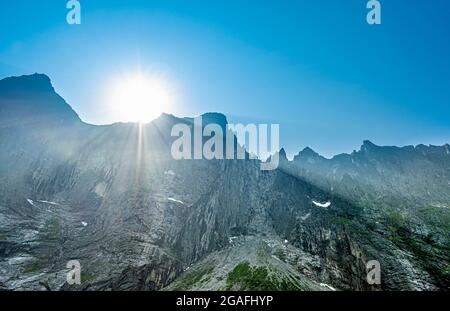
[45,217,62,240]
[23,257,49,274]
[23,217,65,274]
[23,260,43,273]
[81,272,96,283]
[417,206,450,234]
[225,261,309,291]
[170,264,215,290]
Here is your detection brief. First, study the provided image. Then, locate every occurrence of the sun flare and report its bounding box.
[106,72,175,123]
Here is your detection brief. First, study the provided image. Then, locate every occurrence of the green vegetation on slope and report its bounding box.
[225,261,310,291]
[169,264,214,290]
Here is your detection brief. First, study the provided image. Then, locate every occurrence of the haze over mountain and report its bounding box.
[0,74,449,291]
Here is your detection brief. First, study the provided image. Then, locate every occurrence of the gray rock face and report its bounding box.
[278,142,450,290]
[0,74,448,291]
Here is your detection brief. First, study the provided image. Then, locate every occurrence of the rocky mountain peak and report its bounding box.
[293,146,322,163]
[0,73,55,94]
[278,148,287,160]
[361,139,377,150]
[0,73,80,124]
[268,148,288,164]
[181,112,229,132]
[201,112,228,127]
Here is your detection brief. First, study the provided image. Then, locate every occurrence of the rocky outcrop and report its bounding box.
[0,74,448,291]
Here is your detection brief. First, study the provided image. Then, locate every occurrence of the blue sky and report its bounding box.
[0,0,449,157]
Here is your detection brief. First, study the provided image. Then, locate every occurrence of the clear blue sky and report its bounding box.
[0,0,449,157]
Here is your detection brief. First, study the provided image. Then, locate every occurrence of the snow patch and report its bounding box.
[229,236,238,244]
[168,197,185,204]
[312,200,331,208]
[320,283,337,291]
[81,222,88,227]
[300,213,311,221]
[37,200,59,205]
[164,170,176,176]
[272,255,281,261]
[94,182,107,198]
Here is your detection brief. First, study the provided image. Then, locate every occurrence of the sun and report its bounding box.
[106,72,174,123]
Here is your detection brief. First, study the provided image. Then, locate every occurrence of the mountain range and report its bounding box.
[0,74,448,291]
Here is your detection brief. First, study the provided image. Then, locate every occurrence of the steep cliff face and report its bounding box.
[0,74,448,291]
[0,74,224,290]
[171,158,372,291]
[170,155,447,291]
[277,142,450,290]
